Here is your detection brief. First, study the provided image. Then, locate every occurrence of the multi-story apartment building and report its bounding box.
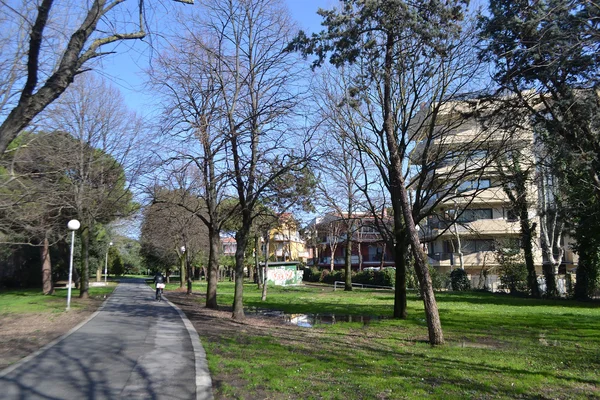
[414,99,576,290]
[305,212,394,270]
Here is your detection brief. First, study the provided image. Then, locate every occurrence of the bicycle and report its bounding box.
[156,282,165,301]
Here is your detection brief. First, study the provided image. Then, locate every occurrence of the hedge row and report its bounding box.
[303,267,395,287]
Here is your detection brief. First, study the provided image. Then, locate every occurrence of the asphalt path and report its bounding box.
[0,278,213,400]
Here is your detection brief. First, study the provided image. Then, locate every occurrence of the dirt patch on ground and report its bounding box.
[166,291,312,340]
[0,296,106,371]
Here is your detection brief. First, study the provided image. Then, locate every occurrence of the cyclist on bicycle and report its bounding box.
[154,271,166,301]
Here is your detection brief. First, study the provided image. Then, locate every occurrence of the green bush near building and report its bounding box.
[304,267,396,287]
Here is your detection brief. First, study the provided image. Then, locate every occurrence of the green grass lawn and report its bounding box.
[0,285,116,314]
[181,281,600,400]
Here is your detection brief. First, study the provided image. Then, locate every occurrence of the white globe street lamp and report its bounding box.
[66,219,80,311]
[104,242,113,284]
[180,246,186,286]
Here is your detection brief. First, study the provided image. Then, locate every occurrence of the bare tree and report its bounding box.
[141,184,210,292]
[291,2,498,344]
[496,139,541,298]
[323,216,343,272]
[147,27,235,307]
[313,67,367,290]
[194,0,315,320]
[0,0,194,155]
[537,160,566,297]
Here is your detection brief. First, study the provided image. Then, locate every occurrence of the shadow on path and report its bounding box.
[0,279,204,400]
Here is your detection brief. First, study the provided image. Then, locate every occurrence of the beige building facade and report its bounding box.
[416,98,575,291]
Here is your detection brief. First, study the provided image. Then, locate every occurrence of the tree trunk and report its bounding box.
[393,234,407,319]
[232,225,250,319]
[574,241,595,300]
[41,237,53,295]
[253,235,260,283]
[206,229,220,308]
[257,263,263,289]
[79,225,90,299]
[406,223,444,345]
[180,254,186,288]
[520,208,540,298]
[543,264,558,298]
[344,236,353,291]
[288,229,292,261]
[262,232,270,301]
[382,31,442,345]
[329,240,336,272]
[262,264,268,301]
[452,220,465,269]
[186,253,193,295]
[357,241,363,271]
[380,242,386,269]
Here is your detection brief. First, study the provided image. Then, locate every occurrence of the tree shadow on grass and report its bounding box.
[170,291,600,400]
[434,290,600,309]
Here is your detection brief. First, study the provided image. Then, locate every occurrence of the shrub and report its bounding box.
[353,270,373,285]
[111,255,125,276]
[407,264,448,293]
[353,268,395,287]
[450,268,471,291]
[499,262,528,294]
[374,268,395,287]
[406,265,419,290]
[495,239,528,294]
[322,270,344,284]
[303,267,321,282]
[429,266,449,290]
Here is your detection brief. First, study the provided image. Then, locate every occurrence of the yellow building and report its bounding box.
[267,213,308,262]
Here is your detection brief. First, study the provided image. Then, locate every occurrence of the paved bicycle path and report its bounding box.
[0,278,213,400]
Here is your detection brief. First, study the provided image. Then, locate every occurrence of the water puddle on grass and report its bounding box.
[245,307,387,328]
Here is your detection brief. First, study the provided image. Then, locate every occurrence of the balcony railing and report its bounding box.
[273,234,301,242]
[428,252,454,261]
[319,255,393,264]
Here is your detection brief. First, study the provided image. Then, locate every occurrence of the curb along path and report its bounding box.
[0,278,213,400]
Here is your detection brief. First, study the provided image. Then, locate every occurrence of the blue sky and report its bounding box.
[97,0,333,118]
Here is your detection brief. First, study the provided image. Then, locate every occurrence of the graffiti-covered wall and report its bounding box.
[266,263,303,286]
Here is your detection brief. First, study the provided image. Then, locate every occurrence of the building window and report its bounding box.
[446,239,494,254]
[457,208,493,222]
[360,225,379,234]
[457,179,491,193]
[504,208,519,222]
[469,150,488,161]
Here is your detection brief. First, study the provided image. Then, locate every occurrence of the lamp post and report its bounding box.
[104,242,113,284]
[180,246,186,288]
[66,219,80,311]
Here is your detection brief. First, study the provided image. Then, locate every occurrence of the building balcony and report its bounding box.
[428,251,498,267]
[422,218,520,239]
[424,187,510,209]
[273,234,303,242]
[319,254,393,265]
